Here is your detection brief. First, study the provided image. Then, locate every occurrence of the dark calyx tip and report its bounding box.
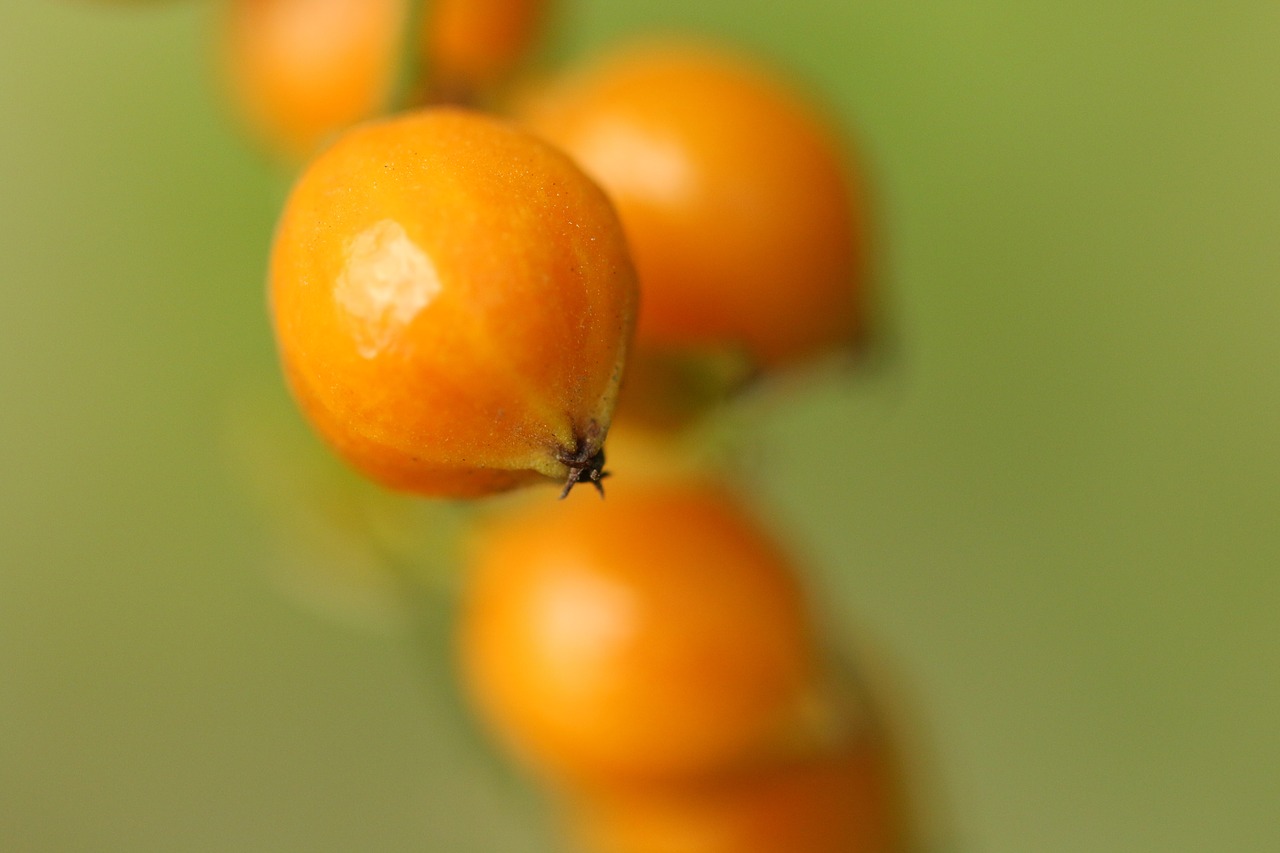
[559,446,608,500]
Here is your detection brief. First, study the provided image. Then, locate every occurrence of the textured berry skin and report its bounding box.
[460,480,819,782]
[270,108,637,498]
[520,43,867,369]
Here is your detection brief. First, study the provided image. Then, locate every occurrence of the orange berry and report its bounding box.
[571,739,903,853]
[425,0,551,96]
[519,43,867,369]
[269,108,637,499]
[222,0,406,160]
[222,0,553,160]
[460,480,822,782]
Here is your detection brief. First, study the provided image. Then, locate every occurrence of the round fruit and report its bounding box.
[222,0,406,160]
[425,0,550,96]
[519,43,866,369]
[460,480,822,782]
[270,108,637,498]
[571,739,902,853]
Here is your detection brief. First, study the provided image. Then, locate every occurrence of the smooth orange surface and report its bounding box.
[572,739,902,853]
[270,109,637,498]
[426,0,549,92]
[460,480,819,782]
[519,44,866,369]
[223,0,405,160]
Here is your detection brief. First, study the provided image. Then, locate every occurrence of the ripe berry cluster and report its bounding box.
[131,1,903,849]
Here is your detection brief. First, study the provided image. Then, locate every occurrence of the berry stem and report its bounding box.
[559,447,607,499]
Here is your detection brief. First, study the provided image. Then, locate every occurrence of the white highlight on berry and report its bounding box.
[335,219,442,358]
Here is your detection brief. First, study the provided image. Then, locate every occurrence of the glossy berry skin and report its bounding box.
[270,108,637,498]
[519,44,865,369]
[460,480,820,783]
[425,0,550,94]
[572,740,902,853]
[223,0,405,161]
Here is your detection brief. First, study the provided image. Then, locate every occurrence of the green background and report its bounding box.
[2,1,1277,850]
